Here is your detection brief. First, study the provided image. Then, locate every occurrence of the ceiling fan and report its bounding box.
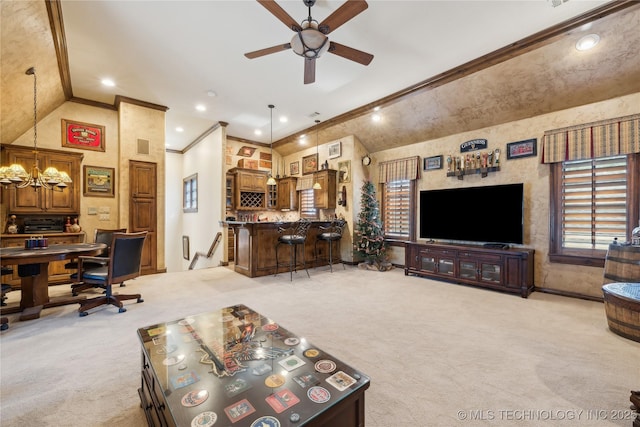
[245,0,374,84]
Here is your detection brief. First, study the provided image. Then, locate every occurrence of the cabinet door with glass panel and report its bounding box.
[417,246,456,277]
[458,250,502,284]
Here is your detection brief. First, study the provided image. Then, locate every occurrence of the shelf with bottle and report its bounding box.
[445,149,501,180]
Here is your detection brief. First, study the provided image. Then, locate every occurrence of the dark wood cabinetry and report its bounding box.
[228,168,268,210]
[1,144,83,214]
[405,242,534,298]
[314,169,336,209]
[277,176,298,210]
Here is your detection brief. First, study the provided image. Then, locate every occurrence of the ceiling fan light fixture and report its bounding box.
[291,25,330,59]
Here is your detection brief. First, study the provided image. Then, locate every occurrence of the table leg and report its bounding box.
[18,262,50,320]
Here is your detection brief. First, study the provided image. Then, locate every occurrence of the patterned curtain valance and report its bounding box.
[542,113,640,163]
[295,175,314,190]
[378,156,420,183]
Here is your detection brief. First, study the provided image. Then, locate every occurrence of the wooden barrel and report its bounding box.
[602,283,640,343]
[603,244,640,284]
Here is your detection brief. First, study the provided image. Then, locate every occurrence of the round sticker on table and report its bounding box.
[314,359,336,374]
[191,411,217,427]
[264,374,286,388]
[162,354,185,366]
[284,337,299,346]
[307,386,331,403]
[262,323,279,332]
[181,390,209,407]
[303,349,319,358]
[250,416,280,427]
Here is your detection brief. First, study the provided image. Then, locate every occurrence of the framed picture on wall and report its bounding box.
[328,141,341,159]
[83,165,115,197]
[423,155,443,171]
[290,161,300,175]
[338,160,351,183]
[506,138,537,159]
[302,154,318,175]
[62,119,105,152]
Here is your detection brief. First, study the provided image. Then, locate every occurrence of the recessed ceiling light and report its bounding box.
[176,127,184,132]
[279,116,288,123]
[576,34,600,51]
[373,106,380,111]
[372,114,381,122]
[101,78,115,87]
[254,129,262,136]
[195,104,206,112]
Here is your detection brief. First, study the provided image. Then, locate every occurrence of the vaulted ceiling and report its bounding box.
[1,1,639,157]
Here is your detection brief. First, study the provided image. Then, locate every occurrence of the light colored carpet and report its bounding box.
[1,265,638,426]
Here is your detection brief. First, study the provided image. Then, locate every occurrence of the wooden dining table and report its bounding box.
[0,242,106,320]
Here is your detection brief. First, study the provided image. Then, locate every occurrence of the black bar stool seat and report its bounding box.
[275,219,311,281]
[315,219,346,272]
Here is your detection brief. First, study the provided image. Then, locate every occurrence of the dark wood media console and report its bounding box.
[405,242,534,298]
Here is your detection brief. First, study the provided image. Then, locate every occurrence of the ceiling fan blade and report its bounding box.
[304,58,316,84]
[245,43,292,59]
[257,0,302,32]
[328,41,373,65]
[318,0,368,34]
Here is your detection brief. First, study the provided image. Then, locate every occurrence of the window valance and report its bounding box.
[295,175,314,191]
[378,156,420,183]
[542,113,640,163]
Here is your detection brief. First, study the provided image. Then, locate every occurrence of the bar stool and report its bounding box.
[315,219,346,272]
[275,218,311,281]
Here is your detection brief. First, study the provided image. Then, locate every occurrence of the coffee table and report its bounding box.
[137,304,370,427]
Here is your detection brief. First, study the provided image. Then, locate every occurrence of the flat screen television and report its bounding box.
[419,183,524,245]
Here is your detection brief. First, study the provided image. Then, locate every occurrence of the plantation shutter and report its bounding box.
[383,180,411,238]
[299,189,317,219]
[561,155,628,250]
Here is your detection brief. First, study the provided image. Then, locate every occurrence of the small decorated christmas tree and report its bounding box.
[353,180,390,270]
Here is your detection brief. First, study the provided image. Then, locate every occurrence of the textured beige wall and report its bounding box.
[118,101,166,270]
[371,92,640,297]
[6,101,120,238]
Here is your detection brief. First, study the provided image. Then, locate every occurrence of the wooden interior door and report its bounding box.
[129,160,157,275]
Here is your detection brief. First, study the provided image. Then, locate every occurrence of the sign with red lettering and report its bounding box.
[62,119,105,151]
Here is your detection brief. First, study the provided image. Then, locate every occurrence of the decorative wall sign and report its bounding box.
[423,155,443,171]
[506,138,537,159]
[460,139,487,152]
[327,141,341,159]
[237,146,256,157]
[337,160,351,183]
[83,165,115,197]
[302,154,318,175]
[260,152,272,161]
[259,160,272,169]
[290,161,300,176]
[62,119,105,151]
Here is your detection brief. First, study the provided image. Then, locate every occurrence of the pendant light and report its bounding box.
[0,67,72,190]
[266,104,277,186]
[312,119,321,190]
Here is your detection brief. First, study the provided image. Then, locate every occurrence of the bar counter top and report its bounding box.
[226,221,335,278]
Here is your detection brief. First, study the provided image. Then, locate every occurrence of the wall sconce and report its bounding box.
[337,185,347,207]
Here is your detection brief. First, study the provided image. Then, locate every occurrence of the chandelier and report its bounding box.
[0,67,72,191]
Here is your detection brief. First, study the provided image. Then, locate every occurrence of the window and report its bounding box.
[382,179,415,241]
[299,189,317,219]
[183,173,197,213]
[550,154,639,266]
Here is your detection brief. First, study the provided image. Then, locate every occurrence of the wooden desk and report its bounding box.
[0,243,106,320]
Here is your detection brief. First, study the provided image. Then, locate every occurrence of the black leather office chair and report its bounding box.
[315,219,346,272]
[68,228,126,296]
[76,231,147,316]
[275,218,311,281]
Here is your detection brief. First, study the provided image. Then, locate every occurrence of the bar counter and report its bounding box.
[226,221,335,278]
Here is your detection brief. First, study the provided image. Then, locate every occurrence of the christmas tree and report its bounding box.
[353,180,389,268]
